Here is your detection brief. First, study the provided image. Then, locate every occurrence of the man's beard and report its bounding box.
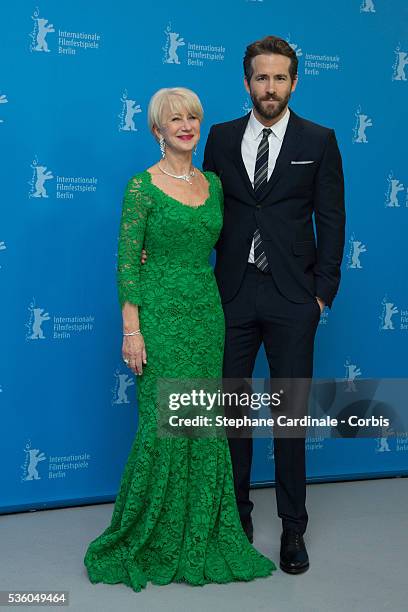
[250,89,291,121]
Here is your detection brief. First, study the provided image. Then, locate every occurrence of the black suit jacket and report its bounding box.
[203,108,346,308]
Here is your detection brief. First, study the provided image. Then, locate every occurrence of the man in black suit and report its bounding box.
[203,35,345,574]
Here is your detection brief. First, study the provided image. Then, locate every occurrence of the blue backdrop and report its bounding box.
[1,0,407,513]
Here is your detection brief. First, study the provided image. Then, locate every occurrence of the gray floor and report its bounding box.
[1,477,407,612]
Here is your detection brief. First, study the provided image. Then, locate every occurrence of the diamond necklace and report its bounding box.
[158,163,196,184]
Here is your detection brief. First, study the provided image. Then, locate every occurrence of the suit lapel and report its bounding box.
[232,113,257,202]
[256,109,304,203]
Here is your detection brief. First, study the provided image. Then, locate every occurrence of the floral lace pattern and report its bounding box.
[83,170,277,591]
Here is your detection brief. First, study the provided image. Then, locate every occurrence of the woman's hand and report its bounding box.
[122,334,147,375]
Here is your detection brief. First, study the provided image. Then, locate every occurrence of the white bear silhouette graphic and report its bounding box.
[387,178,404,207]
[33,17,55,52]
[394,52,408,81]
[29,308,50,339]
[167,32,185,64]
[32,166,54,198]
[382,302,398,330]
[361,0,375,13]
[121,100,142,131]
[25,449,46,480]
[355,114,372,143]
[350,241,367,268]
[116,374,135,403]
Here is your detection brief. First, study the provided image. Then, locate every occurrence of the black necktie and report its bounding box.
[253,128,272,272]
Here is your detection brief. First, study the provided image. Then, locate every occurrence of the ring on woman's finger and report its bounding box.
[123,358,129,364]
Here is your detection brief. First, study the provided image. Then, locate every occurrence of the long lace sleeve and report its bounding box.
[117,175,148,308]
[214,172,224,214]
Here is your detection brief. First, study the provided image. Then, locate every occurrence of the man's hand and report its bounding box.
[140,249,147,264]
[316,296,325,313]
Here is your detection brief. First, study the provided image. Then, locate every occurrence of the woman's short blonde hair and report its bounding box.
[147,87,203,136]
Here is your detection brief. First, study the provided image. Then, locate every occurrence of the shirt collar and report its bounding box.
[247,106,290,142]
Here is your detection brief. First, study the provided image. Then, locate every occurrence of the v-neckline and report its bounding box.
[143,169,212,209]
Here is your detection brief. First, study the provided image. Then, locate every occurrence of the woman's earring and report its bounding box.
[159,136,166,158]
[193,144,197,156]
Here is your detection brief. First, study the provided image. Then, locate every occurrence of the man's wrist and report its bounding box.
[316,296,325,311]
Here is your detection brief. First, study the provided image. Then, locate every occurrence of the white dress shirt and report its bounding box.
[242,107,290,263]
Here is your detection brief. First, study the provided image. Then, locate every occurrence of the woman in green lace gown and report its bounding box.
[83,87,276,591]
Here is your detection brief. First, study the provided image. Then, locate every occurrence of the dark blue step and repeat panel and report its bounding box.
[1,0,407,512]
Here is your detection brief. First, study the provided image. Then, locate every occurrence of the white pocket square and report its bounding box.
[291,160,315,164]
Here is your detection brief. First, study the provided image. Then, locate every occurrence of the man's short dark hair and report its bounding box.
[243,35,298,83]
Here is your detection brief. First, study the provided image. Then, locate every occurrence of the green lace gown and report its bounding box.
[83,170,276,591]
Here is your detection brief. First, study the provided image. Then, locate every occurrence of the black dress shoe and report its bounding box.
[279,529,309,574]
[241,516,254,543]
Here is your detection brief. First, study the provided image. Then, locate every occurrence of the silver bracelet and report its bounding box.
[123,329,142,336]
